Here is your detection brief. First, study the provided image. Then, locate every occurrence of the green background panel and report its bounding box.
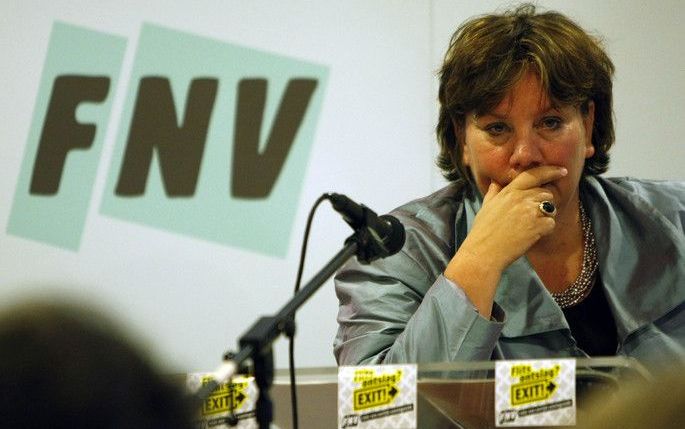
[101,23,328,257]
[7,22,127,250]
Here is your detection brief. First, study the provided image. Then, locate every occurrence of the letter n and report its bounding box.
[115,77,218,196]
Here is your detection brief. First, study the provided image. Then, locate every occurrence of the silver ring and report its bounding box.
[539,201,557,217]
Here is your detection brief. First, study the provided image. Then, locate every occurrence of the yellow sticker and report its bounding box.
[509,364,560,406]
[201,376,250,415]
[495,359,576,427]
[352,368,402,411]
[511,379,558,406]
[339,364,417,428]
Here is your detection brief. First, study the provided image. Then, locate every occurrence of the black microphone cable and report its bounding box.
[287,193,328,429]
[286,193,404,429]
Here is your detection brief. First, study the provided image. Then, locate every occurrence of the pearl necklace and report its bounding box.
[551,202,599,309]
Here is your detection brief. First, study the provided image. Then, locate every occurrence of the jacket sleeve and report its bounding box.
[333,225,505,365]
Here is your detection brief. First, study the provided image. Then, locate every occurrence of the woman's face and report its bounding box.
[461,70,595,215]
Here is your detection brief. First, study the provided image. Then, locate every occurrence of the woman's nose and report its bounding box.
[509,132,544,171]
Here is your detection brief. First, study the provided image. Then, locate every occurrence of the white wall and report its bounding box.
[0,0,682,373]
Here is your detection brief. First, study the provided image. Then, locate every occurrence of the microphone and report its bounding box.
[326,193,405,262]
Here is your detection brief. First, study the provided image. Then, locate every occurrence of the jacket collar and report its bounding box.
[582,176,685,339]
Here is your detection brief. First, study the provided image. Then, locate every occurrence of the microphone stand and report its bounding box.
[194,221,387,429]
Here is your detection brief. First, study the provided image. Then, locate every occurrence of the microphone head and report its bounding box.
[378,214,406,256]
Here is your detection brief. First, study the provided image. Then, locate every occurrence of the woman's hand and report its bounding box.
[465,165,567,270]
[444,165,567,317]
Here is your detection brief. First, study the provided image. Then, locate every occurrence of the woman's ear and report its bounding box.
[584,101,595,159]
[456,118,471,166]
[462,146,470,166]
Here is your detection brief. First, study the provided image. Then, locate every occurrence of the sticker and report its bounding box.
[187,373,258,429]
[338,364,417,429]
[495,359,576,427]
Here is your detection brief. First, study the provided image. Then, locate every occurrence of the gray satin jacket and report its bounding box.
[334,176,685,371]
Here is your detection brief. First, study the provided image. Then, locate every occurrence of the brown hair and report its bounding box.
[436,3,615,182]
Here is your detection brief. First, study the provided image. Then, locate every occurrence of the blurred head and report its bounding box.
[0,299,194,429]
[579,364,685,429]
[436,3,614,185]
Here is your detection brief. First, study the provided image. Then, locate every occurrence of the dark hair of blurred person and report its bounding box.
[0,299,195,429]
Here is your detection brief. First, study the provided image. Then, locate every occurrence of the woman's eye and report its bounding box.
[485,122,509,136]
[540,117,562,130]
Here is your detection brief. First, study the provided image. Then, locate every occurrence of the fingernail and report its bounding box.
[560,168,568,176]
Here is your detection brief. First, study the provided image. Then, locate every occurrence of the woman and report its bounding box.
[334,4,685,370]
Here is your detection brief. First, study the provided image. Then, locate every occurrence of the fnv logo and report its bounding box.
[7,22,328,256]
